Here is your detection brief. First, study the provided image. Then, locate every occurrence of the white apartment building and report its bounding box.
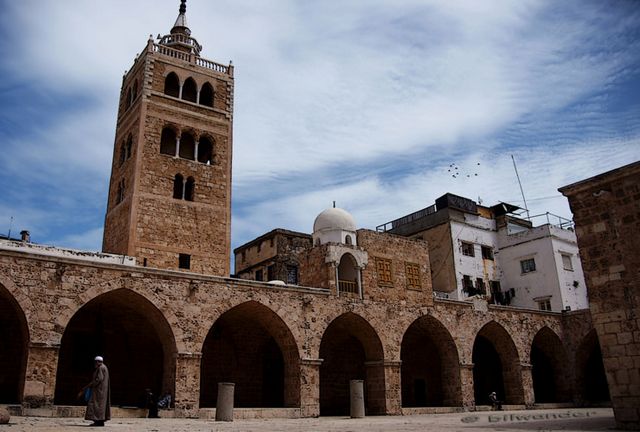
[378,193,588,312]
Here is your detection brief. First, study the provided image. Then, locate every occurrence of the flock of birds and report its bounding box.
[448,162,481,178]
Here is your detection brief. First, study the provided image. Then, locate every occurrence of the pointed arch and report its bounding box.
[197,136,213,164]
[126,133,133,160]
[401,315,462,407]
[319,312,385,415]
[173,174,184,199]
[54,289,177,407]
[575,329,610,404]
[178,132,195,160]
[199,82,214,107]
[531,326,571,403]
[185,177,195,202]
[337,253,359,294]
[200,300,300,408]
[0,282,29,403]
[164,72,180,97]
[472,321,523,405]
[182,77,197,103]
[160,127,177,155]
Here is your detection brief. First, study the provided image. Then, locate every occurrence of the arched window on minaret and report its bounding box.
[126,134,133,159]
[199,82,214,107]
[164,72,180,98]
[197,136,213,164]
[160,127,177,155]
[179,132,195,160]
[119,140,126,166]
[182,77,197,103]
[173,174,184,199]
[126,87,133,109]
[185,177,195,201]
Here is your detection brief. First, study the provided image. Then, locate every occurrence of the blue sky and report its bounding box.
[0,0,639,254]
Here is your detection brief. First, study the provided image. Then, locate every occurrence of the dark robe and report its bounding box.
[85,363,111,422]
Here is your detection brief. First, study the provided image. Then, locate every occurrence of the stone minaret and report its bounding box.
[103,0,234,276]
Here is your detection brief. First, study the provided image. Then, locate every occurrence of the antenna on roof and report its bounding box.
[7,216,13,239]
[333,201,336,208]
[511,155,530,220]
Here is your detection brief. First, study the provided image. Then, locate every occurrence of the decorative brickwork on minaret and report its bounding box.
[102,1,234,276]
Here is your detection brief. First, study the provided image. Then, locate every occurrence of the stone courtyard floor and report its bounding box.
[0,408,616,431]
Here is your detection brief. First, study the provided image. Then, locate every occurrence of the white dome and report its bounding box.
[313,208,356,233]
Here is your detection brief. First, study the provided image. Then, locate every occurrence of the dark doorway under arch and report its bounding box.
[472,322,523,406]
[576,330,610,404]
[319,312,385,416]
[54,289,176,407]
[401,316,461,407]
[200,301,300,409]
[531,327,571,403]
[0,284,29,404]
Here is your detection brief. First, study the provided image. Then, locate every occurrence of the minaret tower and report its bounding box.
[103,0,234,276]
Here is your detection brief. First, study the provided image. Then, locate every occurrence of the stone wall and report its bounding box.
[560,161,640,430]
[0,249,602,417]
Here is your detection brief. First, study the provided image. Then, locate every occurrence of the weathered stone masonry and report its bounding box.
[0,248,602,418]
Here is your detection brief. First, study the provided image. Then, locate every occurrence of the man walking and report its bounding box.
[79,356,111,427]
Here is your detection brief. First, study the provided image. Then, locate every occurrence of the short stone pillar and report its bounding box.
[215,382,235,422]
[350,380,365,418]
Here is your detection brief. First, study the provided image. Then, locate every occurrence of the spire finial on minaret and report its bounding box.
[179,0,186,15]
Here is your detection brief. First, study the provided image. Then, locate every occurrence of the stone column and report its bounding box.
[520,362,535,407]
[364,360,400,415]
[173,352,201,418]
[23,343,59,412]
[175,136,181,158]
[300,358,322,417]
[459,363,476,409]
[215,382,234,421]
[350,380,365,418]
[382,360,402,415]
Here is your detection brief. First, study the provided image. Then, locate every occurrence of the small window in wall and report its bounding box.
[126,134,133,159]
[286,265,298,285]
[178,253,191,270]
[241,251,246,263]
[255,269,264,281]
[267,264,276,281]
[182,77,197,103]
[345,235,353,245]
[476,278,486,295]
[538,298,552,311]
[520,258,536,274]
[462,275,474,294]
[173,174,184,199]
[561,253,573,271]
[164,72,180,98]
[461,242,475,257]
[481,246,494,260]
[116,179,125,204]
[160,127,177,155]
[405,262,421,290]
[376,257,393,286]
[199,82,214,107]
[185,177,195,201]
[197,137,213,164]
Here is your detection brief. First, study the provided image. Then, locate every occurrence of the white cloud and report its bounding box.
[0,0,638,253]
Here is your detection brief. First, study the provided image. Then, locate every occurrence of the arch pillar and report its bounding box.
[520,362,534,407]
[300,358,322,417]
[174,351,202,418]
[372,360,402,415]
[23,343,59,409]
[459,363,475,409]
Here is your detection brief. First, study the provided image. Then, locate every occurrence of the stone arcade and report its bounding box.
[0,1,611,421]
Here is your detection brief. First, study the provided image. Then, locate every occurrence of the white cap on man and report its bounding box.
[94,356,104,362]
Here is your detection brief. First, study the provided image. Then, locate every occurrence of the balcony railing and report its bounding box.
[150,42,233,76]
[338,280,358,294]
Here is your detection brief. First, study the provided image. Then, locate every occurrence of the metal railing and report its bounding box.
[338,280,358,293]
